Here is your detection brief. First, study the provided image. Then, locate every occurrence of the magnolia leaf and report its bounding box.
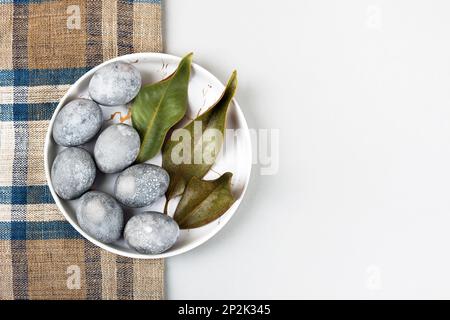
[132,53,193,162]
[174,172,235,229]
[162,71,237,206]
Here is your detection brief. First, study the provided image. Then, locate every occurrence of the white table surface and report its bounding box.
[164,0,450,299]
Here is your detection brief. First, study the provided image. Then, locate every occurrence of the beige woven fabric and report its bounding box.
[0,0,164,300]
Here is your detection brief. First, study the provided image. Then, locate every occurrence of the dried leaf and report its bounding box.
[174,172,235,229]
[162,71,238,205]
[132,53,193,162]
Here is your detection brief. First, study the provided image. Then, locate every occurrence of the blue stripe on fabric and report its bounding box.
[27,221,82,240]
[0,185,54,205]
[0,221,11,240]
[10,221,26,240]
[0,70,14,85]
[0,102,58,121]
[0,68,90,86]
[0,221,81,240]
[0,1,66,4]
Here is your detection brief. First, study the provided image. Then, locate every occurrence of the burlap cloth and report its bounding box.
[0,0,164,300]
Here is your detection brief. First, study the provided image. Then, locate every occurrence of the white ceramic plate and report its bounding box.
[44,53,252,259]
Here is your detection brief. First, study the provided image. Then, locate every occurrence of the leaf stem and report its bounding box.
[163,198,169,215]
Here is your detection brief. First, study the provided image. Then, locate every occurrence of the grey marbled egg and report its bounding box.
[76,191,123,243]
[114,164,169,208]
[51,147,96,200]
[124,212,179,254]
[52,98,103,147]
[89,61,142,106]
[94,124,140,173]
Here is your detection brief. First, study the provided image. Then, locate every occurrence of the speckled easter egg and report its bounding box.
[94,124,140,173]
[89,61,141,106]
[76,191,123,244]
[124,212,179,254]
[52,99,103,147]
[51,147,96,200]
[114,164,169,208]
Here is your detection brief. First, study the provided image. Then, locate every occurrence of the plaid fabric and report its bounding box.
[0,0,164,300]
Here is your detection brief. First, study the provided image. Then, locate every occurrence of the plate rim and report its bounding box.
[44,52,252,259]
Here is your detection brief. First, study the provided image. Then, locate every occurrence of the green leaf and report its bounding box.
[162,71,238,206]
[174,172,235,229]
[132,53,193,162]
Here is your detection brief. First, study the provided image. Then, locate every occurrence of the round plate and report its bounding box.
[44,53,252,259]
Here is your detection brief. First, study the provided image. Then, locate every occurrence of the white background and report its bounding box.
[164,0,450,299]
